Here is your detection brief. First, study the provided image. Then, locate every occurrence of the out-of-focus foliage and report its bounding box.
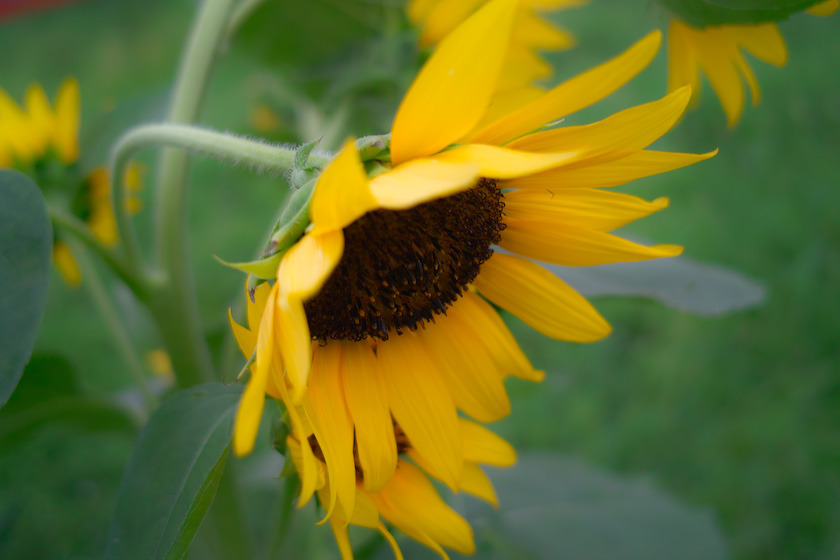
[657,0,826,26]
[0,170,52,407]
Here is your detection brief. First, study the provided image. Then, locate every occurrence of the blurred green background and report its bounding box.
[0,0,838,559]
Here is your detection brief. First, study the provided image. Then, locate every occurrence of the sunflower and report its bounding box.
[0,78,143,286]
[231,0,713,556]
[407,0,584,96]
[666,0,838,126]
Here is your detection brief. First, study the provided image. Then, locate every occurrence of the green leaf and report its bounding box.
[657,0,824,26]
[106,383,243,560]
[535,255,765,316]
[0,170,52,409]
[212,252,283,280]
[374,452,728,559]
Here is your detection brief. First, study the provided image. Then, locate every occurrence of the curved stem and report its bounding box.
[48,206,155,300]
[67,239,159,411]
[111,124,300,179]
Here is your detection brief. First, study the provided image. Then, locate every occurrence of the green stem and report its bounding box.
[264,475,297,560]
[153,0,239,387]
[111,124,299,177]
[67,240,158,411]
[48,206,155,300]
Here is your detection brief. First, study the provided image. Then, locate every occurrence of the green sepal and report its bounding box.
[356,134,390,162]
[272,416,290,455]
[289,139,322,190]
[212,252,283,280]
[657,0,825,27]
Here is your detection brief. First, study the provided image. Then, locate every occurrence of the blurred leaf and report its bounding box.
[0,170,52,409]
[106,383,243,560]
[657,0,823,26]
[0,353,138,448]
[374,452,728,559]
[540,255,765,316]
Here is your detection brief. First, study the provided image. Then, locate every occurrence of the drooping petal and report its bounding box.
[342,341,398,492]
[372,461,476,556]
[460,418,516,466]
[733,23,787,67]
[307,343,356,522]
[275,295,312,399]
[506,86,692,158]
[504,149,717,190]
[502,188,670,231]
[377,333,463,489]
[459,462,499,506]
[469,31,662,145]
[369,158,480,210]
[418,306,512,423]
[228,308,257,358]
[277,230,344,301]
[390,0,518,165]
[287,434,324,508]
[501,219,683,266]
[54,77,80,164]
[667,20,701,98]
[694,30,744,127]
[474,253,611,342]
[328,521,353,560]
[52,240,81,287]
[233,285,278,456]
[435,144,580,179]
[247,281,272,332]
[457,292,544,382]
[310,139,377,234]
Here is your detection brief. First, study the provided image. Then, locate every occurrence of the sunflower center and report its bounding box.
[304,178,504,341]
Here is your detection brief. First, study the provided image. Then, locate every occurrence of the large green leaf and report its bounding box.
[0,170,52,409]
[374,452,727,559]
[657,0,824,26]
[545,255,765,316]
[106,383,243,560]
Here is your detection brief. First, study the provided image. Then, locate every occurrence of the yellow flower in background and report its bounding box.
[0,78,144,287]
[407,0,585,95]
[666,0,838,126]
[0,78,79,167]
[231,0,714,556]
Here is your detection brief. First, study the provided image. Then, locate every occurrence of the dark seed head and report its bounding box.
[304,178,505,341]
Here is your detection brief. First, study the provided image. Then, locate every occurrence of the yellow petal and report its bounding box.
[247,281,272,332]
[24,83,54,155]
[310,138,377,234]
[474,253,611,342]
[390,0,518,165]
[377,332,463,489]
[417,304,512,423]
[511,9,574,50]
[732,48,761,105]
[233,285,278,456]
[277,230,344,301]
[667,20,701,98]
[504,149,717,190]
[287,434,324,507]
[507,86,692,159]
[694,29,745,127]
[501,219,683,266]
[342,341,397,492]
[502,188,670,231]
[54,77,80,164]
[328,521,353,560]
[407,0,441,26]
[732,23,787,67]
[228,308,257,358]
[372,460,475,555]
[307,343,356,522]
[459,462,499,506]
[470,31,662,145]
[369,158,480,210]
[415,0,485,47]
[435,144,580,179]
[475,85,546,133]
[807,0,839,15]
[495,47,553,92]
[460,418,516,466]
[275,295,312,399]
[0,86,38,162]
[52,240,81,287]
[457,292,543,382]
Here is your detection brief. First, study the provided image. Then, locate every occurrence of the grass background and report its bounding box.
[0,0,838,558]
